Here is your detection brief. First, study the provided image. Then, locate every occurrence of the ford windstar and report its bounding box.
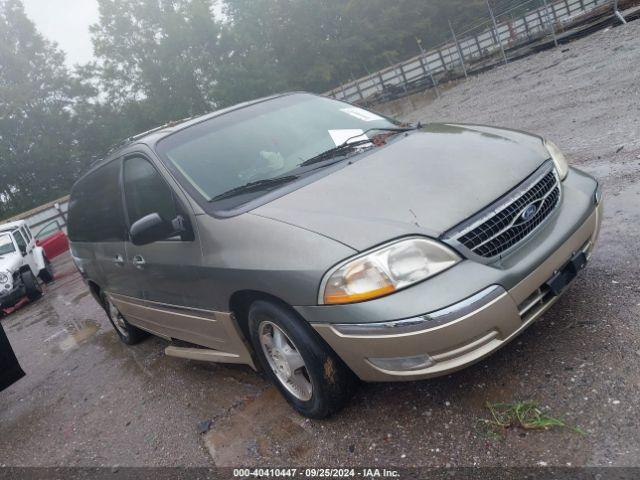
[68,93,602,418]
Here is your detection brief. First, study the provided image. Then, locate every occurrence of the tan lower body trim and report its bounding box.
[108,293,255,369]
[165,346,248,364]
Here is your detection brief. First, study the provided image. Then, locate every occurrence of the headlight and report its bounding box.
[321,237,461,305]
[0,272,8,284]
[544,139,568,180]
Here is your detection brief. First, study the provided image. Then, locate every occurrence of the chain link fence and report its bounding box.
[325,0,636,105]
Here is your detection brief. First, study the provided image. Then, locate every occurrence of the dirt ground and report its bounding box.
[1,20,639,468]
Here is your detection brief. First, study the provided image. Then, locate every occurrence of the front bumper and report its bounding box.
[0,283,26,309]
[305,169,603,381]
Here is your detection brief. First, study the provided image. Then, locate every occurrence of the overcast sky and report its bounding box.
[22,0,224,68]
[23,0,100,67]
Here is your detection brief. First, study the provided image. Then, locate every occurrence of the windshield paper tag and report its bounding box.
[328,129,370,146]
[340,107,384,122]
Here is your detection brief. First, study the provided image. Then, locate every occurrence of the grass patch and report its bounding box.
[477,401,586,438]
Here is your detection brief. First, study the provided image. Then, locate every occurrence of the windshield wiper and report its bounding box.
[211,175,299,201]
[298,139,373,168]
[298,125,420,168]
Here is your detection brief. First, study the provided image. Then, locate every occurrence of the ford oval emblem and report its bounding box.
[520,203,539,222]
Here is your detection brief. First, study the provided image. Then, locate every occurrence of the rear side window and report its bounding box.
[21,226,31,241]
[35,221,61,240]
[123,157,177,225]
[68,160,126,243]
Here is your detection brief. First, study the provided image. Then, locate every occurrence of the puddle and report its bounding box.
[204,387,314,466]
[55,319,101,352]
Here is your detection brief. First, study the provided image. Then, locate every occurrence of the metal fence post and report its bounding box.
[398,63,409,90]
[53,202,68,226]
[437,48,447,71]
[340,84,348,102]
[351,76,364,101]
[473,35,483,57]
[613,0,627,24]
[448,20,468,78]
[486,0,508,65]
[384,53,408,93]
[523,12,531,39]
[416,38,440,97]
[542,0,560,47]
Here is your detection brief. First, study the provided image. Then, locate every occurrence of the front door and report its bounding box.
[116,155,230,348]
[12,230,38,275]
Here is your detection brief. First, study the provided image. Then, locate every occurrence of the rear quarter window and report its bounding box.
[68,160,126,243]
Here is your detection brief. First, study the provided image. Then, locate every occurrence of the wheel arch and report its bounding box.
[87,280,103,306]
[229,290,304,345]
[18,265,34,276]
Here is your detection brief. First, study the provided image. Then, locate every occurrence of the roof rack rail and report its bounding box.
[92,116,195,166]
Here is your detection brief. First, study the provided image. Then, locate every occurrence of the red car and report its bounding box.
[34,220,69,259]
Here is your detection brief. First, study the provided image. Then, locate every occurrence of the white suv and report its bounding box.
[0,220,54,311]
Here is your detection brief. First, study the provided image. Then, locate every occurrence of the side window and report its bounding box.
[68,160,126,243]
[123,157,177,225]
[13,230,27,252]
[20,227,31,242]
[35,221,61,240]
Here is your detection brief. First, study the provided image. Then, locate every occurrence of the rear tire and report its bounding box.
[247,300,356,419]
[101,292,148,345]
[38,257,55,284]
[22,270,42,301]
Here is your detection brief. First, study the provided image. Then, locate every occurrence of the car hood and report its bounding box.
[252,123,551,251]
[0,253,22,275]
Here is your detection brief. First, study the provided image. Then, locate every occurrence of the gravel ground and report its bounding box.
[0,20,639,469]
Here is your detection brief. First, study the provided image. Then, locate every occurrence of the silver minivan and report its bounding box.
[69,93,602,418]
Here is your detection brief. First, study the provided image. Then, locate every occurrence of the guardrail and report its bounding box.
[325,0,622,104]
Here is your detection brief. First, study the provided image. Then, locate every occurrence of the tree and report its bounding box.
[216,0,512,105]
[0,0,546,219]
[90,0,223,123]
[0,0,85,218]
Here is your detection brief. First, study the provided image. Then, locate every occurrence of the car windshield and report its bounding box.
[0,233,15,255]
[155,94,400,206]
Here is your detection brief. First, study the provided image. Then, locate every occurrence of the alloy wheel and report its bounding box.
[259,320,313,401]
[107,297,128,337]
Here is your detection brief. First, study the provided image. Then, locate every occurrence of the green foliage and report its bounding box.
[90,0,222,120]
[477,401,587,438]
[215,0,497,104]
[0,0,87,218]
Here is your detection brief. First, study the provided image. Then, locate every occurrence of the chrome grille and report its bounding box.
[446,162,561,259]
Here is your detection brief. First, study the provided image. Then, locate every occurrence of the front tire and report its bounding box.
[101,293,148,345]
[21,270,42,301]
[248,300,355,419]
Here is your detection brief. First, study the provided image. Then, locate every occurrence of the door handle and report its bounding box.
[132,255,146,268]
[114,254,124,266]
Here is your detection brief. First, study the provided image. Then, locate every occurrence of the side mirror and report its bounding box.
[19,246,27,257]
[129,213,174,246]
